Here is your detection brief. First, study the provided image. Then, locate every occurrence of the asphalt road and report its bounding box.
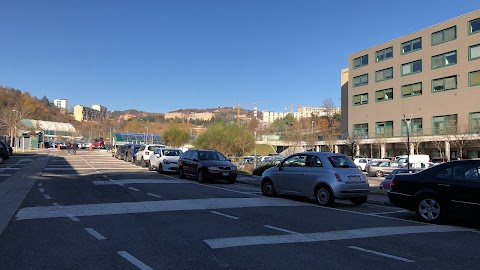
[1,149,479,270]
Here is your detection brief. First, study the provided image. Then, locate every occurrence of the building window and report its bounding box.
[432,51,457,69]
[401,38,421,54]
[353,123,369,138]
[469,44,480,61]
[401,60,422,76]
[470,112,480,132]
[401,118,423,136]
[375,88,393,102]
[432,114,457,135]
[353,74,368,87]
[375,67,393,82]
[469,18,480,35]
[470,70,480,87]
[353,55,368,69]
[375,47,393,62]
[432,26,456,46]
[353,93,368,106]
[432,75,457,93]
[375,121,393,137]
[402,82,422,97]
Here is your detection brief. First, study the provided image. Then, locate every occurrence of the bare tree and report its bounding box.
[344,133,362,159]
[447,124,473,159]
[400,134,424,154]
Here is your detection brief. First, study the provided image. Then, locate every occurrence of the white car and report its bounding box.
[353,158,371,171]
[148,148,183,173]
[135,144,166,167]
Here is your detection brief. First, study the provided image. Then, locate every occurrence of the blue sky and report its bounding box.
[0,1,476,114]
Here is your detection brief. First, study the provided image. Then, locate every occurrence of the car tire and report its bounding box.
[350,197,368,205]
[178,168,185,179]
[375,170,384,177]
[158,164,163,174]
[315,185,334,206]
[415,194,446,224]
[228,178,236,184]
[357,166,362,170]
[141,158,146,167]
[148,162,153,171]
[261,180,277,197]
[198,170,207,183]
[0,156,4,164]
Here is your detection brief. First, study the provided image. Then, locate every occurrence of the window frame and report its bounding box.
[401,38,422,55]
[432,114,457,135]
[401,82,422,98]
[375,67,393,82]
[375,88,394,102]
[375,121,394,138]
[470,112,480,132]
[469,18,480,35]
[432,75,458,93]
[431,50,457,69]
[353,123,369,139]
[469,70,480,87]
[469,44,480,61]
[401,118,423,136]
[431,26,456,46]
[375,47,393,62]
[353,74,368,87]
[401,60,422,76]
[353,93,369,106]
[353,55,369,69]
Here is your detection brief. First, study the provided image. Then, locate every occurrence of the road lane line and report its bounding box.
[210,211,239,220]
[92,179,189,185]
[348,246,415,263]
[117,251,154,270]
[264,225,299,234]
[66,214,80,222]
[44,194,52,200]
[146,193,162,198]
[0,174,12,177]
[84,228,106,240]
[129,187,141,192]
[52,202,60,206]
[370,210,409,215]
[204,225,470,249]
[38,183,43,187]
[39,188,45,193]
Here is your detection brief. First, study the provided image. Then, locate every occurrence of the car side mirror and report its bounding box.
[155,154,160,158]
[278,163,283,171]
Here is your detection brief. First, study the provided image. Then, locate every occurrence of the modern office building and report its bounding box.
[73,104,108,121]
[343,10,480,159]
[53,98,68,114]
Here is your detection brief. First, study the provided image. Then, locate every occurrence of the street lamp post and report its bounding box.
[403,114,413,172]
[12,110,17,151]
[253,130,257,170]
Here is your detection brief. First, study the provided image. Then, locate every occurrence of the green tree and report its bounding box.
[195,123,254,157]
[162,126,190,147]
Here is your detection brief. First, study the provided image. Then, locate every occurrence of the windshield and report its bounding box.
[162,149,183,156]
[198,151,228,161]
[327,156,356,168]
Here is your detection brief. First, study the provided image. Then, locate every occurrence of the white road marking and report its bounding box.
[129,187,140,192]
[0,168,20,170]
[146,193,162,198]
[39,188,45,193]
[44,168,94,170]
[264,225,299,234]
[210,211,239,220]
[15,197,301,220]
[102,175,109,179]
[52,202,60,206]
[84,228,106,240]
[117,251,154,270]
[204,225,471,249]
[66,214,80,222]
[348,246,415,263]
[92,179,190,185]
[43,194,52,200]
[0,174,12,177]
[37,183,43,187]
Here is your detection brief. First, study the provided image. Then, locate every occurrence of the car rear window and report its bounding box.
[327,156,356,168]
[148,146,162,151]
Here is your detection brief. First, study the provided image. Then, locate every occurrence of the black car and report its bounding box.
[0,142,10,163]
[388,160,480,224]
[177,149,237,183]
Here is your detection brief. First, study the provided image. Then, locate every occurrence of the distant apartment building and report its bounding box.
[165,112,214,121]
[53,98,68,114]
[119,113,136,121]
[342,10,480,159]
[262,106,341,124]
[73,104,108,121]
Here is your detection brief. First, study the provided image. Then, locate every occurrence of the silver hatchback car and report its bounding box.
[261,152,369,206]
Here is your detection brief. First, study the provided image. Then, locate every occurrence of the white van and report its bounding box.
[396,154,430,168]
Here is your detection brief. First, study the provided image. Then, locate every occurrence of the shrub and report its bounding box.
[252,164,277,176]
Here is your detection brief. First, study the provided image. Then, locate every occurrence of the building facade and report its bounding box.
[73,104,108,121]
[165,112,214,121]
[53,99,68,114]
[343,10,480,159]
[262,106,341,124]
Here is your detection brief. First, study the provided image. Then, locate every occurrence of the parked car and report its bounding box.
[379,168,420,190]
[135,144,166,167]
[114,145,127,160]
[125,144,141,162]
[366,159,404,177]
[431,157,449,164]
[178,149,237,183]
[6,144,13,156]
[149,148,183,173]
[0,142,10,163]
[261,152,369,206]
[388,160,480,224]
[353,158,371,171]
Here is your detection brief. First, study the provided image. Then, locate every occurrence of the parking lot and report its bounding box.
[0,154,39,184]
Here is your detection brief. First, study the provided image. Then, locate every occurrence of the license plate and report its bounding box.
[222,172,229,176]
[348,175,361,181]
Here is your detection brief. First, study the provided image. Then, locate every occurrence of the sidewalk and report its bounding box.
[236,173,392,206]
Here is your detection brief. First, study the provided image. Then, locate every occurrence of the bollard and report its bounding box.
[57,144,60,150]
[89,145,93,151]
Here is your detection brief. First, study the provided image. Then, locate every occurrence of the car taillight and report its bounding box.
[145,151,149,155]
[334,173,342,182]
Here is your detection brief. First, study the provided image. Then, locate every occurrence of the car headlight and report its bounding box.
[231,165,237,170]
[208,166,218,170]
[163,159,171,164]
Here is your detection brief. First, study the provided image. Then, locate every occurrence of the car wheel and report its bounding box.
[0,156,4,164]
[158,164,163,174]
[141,158,146,167]
[198,170,207,183]
[315,185,334,206]
[228,179,235,184]
[148,162,153,171]
[375,170,384,177]
[357,166,362,170]
[261,180,277,197]
[416,195,445,224]
[178,168,185,179]
[350,197,368,205]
